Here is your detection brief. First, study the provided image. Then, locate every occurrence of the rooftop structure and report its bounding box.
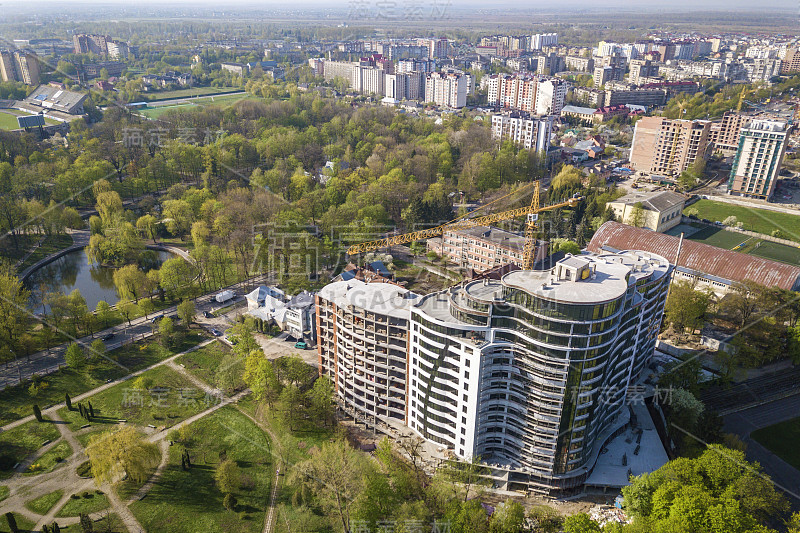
[588,221,800,293]
[23,85,88,115]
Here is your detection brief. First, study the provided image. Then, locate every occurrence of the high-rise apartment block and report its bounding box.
[491,112,554,153]
[73,34,129,59]
[708,111,750,155]
[425,71,468,108]
[318,251,672,495]
[418,38,449,59]
[628,59,659,85]
[781,48,800,74]
[530,33,558,50]
[0,49,40,85]
[593,65,624,88]
[486,74,567,115]
[728,119,788,200]
[630,117,711,176]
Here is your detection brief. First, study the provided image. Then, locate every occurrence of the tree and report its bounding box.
[0,268,31,363]
[136,214,158,243]
[116,299,136,326]
[223,493,237,512]
[723,215,738,226]
[65,392,73,410]
[65,343,85,369]
[243,350,282,407]
[627,202,646,228]
[308,376,335,426]
[85,426,160,485]
[158,317,174,347]
[159,257,196,300]
[79,513,93,533]
[216,353,243,394]
[290,440,371,533]
[95,301,114,329]
[562,513,601,533]
[215,458,241,494]
[489,500,526,533]
[89,339,106,361]
[665,281,713,334]
[113,265,148,303]
[528,505,562,533]
[177,300,195,327]
[33,404,42,422]
[722,281,766,328]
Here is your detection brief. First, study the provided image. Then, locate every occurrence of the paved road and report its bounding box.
[0,282,257,391]
[723,394,800,509]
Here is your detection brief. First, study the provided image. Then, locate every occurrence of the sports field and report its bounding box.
[137,93,255,119]
[143,86,242,101]
[0,109,59,130]
[667,222,800,266]
[686,199,800,243]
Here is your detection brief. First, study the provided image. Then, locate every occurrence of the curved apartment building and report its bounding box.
[316,279,418,425]
[407,251,671,495]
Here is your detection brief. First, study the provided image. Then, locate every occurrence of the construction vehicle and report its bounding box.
[346,181,583,270]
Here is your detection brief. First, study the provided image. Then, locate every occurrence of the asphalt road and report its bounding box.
[723,394,800,509]
[0,286,255,390]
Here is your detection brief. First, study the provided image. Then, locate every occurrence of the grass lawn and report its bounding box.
[747,240,800,265]
[176,341,231,388]
[25,440,72,476]
[59,512,122,532]
[57,490,110,517]
[686,225,751,249]
[0,420,61,480]
[57,365,210,446]
[139,93,256,119]
[751,416,800,470]
[0,512,35,533]
[144,87,241,101]
[685,200,800,243]
[0,331,208,426]
[0,485,8,502]
[25,489,64,515]
[129,406,273,533]
[0,234,44,263]
[16,233,74,273]
[0,111,22,130]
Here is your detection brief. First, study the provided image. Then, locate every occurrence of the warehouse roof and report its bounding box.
[587,222,800,290]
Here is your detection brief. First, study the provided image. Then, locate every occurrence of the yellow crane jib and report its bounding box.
[345,182,582,257]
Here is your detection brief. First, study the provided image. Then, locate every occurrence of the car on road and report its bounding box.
[210,328,222,337]
[150,315,162,323]
[101,333,115,341]
[294,341,308,350]
[203,311,213,318]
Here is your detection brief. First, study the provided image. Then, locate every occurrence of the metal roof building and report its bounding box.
[587,221,800,292]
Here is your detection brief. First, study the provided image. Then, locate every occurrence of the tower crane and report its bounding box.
[346,181,583,270]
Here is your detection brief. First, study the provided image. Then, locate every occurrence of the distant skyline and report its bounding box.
[1,0,797,12]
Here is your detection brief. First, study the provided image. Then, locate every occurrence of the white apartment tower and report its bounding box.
[728,119,788,200]
[425,71,468,108]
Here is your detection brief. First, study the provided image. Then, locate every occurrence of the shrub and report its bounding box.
[223,493,237,512]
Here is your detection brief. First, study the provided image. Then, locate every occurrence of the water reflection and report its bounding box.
[26,248,173,313]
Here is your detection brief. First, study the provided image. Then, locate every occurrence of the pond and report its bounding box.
[25,248,173,313]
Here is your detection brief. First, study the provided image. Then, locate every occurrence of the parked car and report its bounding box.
[203,311,213,318]
[294,341,308,350]
[150,315,161,323]
[101,333,115,341]
[210,328,222,337]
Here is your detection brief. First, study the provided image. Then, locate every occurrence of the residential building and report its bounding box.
[0,50,40,85]
[245,285,316,342]
[589,221,800,295]
[437,225,547,271]
[80,61,125,79]
[408,250,672,494]
[742,58,782,83]
[397,58,436,74]
[603,84,667,108]
[486,74,567,116]
[560,105,598,126]
[628,59,659,85]
[708,111,750,155]
[491,112,554,153]
[781,48,800,74]
[106,40,129,60]
[531,33,558,50]
[728,119,788,200]
[418,38,449,59]
[425,71,468,108]
[607,191,686,232]
[221,62,247,76]
[593,65,624,88]
[630,117,711,176]
[316,279,418,426]
[565,56,594,72]
[533,52,564,76]
[73,33,108,55]
[571,86,605,108]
